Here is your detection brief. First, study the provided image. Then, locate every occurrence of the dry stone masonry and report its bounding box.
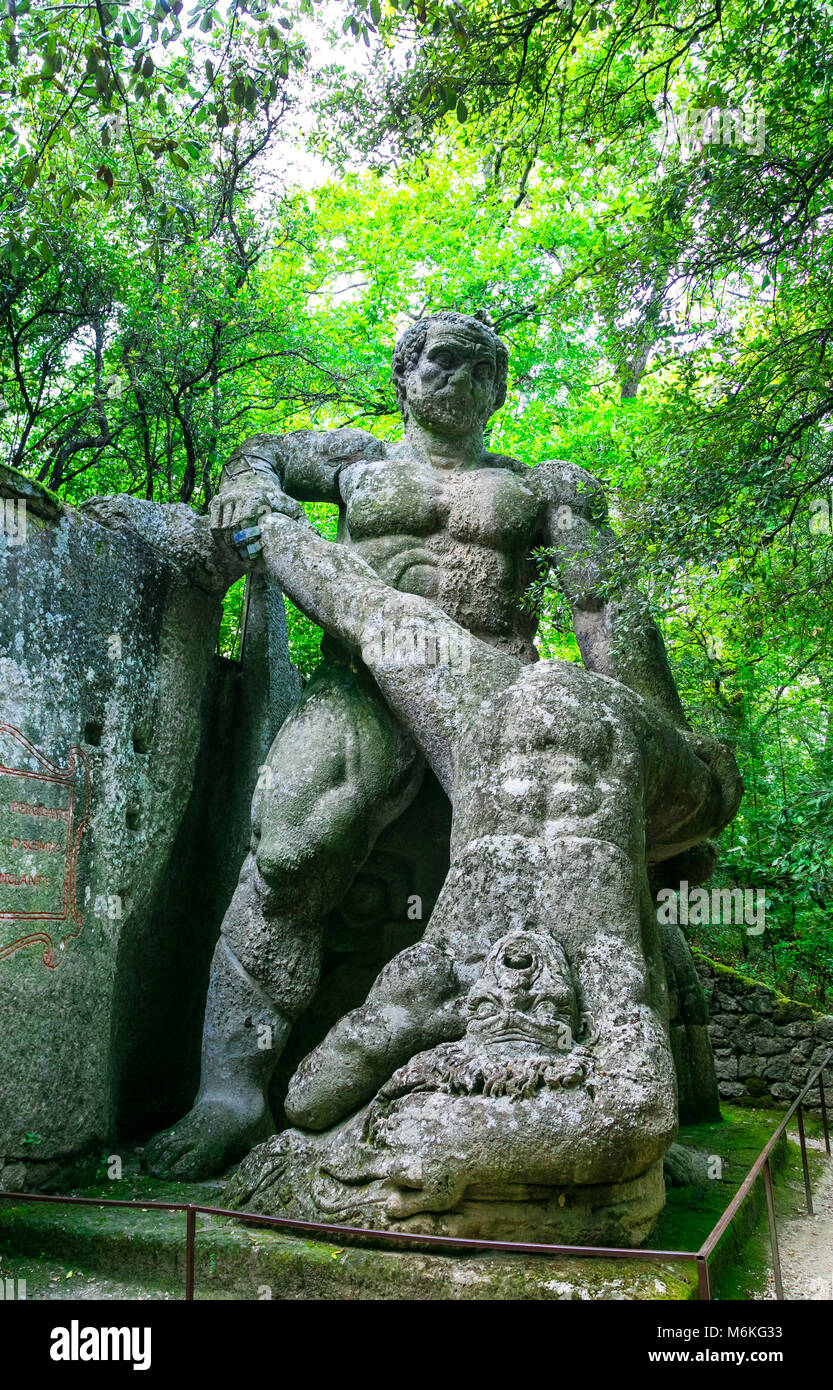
[696,955,833,1110]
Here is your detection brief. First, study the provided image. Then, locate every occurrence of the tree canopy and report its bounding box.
[2,0,831,1003]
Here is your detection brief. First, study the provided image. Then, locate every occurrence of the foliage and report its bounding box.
[4,0,832,1002]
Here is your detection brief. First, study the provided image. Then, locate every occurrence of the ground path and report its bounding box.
[760,1132,833,1300]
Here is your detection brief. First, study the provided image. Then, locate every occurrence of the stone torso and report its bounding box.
[338,445,545,661]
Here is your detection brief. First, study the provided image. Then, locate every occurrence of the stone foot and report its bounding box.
[143,1095,274,1180]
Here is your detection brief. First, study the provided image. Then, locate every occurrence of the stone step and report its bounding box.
[0,1107,808,1301]
[0,1177,698,1301]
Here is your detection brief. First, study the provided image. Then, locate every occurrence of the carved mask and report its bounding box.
[465,931,580,1049]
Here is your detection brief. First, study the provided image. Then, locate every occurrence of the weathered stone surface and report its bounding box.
[696,956,833,1110]
[220,480,739,1243]
[783,1021,814,1038]
[738,1056,763,1080]
[750,1020,776,1036]
[713,993,741,1013]
[0,1163,26,1191]
[775,1003,814,1025]
[713,1057,738,1080]
[0,468,299,1180]
[660,920,720,1124]
[663,1143,714,1188]
[719,1082,747,1099]
[736,1013,766,1035]
[770,1083,800,1104]
[145,313,739,1243]
[709,1012,739,1029]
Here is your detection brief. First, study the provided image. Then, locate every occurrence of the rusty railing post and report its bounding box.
[796,1104,814,1215]
[185,1204,196,1301]
[820,1068,831,1156]
[696,1254,711,1301]
[762,1159,783,1300]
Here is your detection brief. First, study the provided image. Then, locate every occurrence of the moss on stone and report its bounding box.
[0,461,64,517]
[744,1078,769,1099]
[0,1105,815,1300]
[694,952,822,1020]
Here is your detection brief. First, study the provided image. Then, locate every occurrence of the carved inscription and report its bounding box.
[0,724,90,967]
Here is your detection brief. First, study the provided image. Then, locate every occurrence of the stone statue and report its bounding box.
[145,312,741,1206]
[220,503,738,1241]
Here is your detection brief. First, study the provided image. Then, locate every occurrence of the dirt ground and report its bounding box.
[762,1135,833,1300]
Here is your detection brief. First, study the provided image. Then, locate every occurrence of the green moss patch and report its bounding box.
[0,1106,823,1301]
[695,952,822,1022]
[0,462,64,519]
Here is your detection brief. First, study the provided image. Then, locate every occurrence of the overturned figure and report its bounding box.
[225,510,741,1244]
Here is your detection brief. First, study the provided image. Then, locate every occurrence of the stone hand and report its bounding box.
[210,477,307,558]
[284,941,466,1132]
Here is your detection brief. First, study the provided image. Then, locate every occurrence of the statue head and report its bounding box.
[465,930,580,1050]
[391,310,509,437]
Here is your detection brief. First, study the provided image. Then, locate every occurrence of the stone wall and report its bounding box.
[695,954,833,1110]
[0,468,300,1188]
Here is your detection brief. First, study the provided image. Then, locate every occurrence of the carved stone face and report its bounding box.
[403,323,498,436]
[465,931,580,1049]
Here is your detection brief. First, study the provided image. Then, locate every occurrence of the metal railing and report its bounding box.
[2,1049,830,1302]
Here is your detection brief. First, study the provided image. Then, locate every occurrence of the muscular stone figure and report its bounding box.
[223,508,740,1241]
[146,310,739,1180]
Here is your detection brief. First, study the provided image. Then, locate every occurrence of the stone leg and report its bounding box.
[285,939,465,1130]
[284,664,736,1137]
[144,660,423,1179]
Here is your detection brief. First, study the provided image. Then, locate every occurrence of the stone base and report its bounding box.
[0,1171,693,1300]
[364,1163,666,1248]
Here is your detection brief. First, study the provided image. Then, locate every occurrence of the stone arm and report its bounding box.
[210,427,385,537]
[533,459,690,729]
[533,459,742,853]
[258,512,520,796]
